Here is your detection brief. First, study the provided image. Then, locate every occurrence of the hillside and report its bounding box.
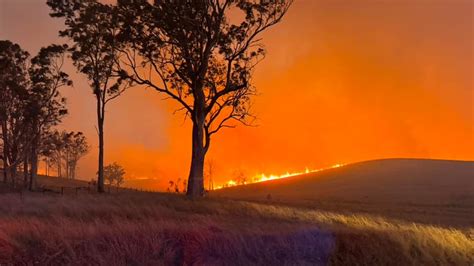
[211,158,474,227]
[36,175,90,188]
[0,160,472,264]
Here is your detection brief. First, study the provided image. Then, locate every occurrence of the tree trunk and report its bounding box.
[97,96,105,193]
[2,122,9,184]
[23,152,28,188]
[186,119,206,198]
[73,162,77,179]
[65,151,69,179]
[57,151,61,178]
[29,150,38,191]
[11,165,16,188]
[29,134,39,191]
[2,160,7,184]
[70,162,75,180]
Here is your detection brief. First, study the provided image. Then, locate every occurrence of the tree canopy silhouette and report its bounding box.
[118,0,292,197]
[27,44,71,190]
[0,40,71,189]
[0,40,30,186]
[47,0,130,193]
[104,162,125,190]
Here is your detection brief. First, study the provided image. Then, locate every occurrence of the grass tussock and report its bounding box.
[0,192,472,265]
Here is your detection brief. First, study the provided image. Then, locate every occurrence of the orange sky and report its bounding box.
[1,0,473,190]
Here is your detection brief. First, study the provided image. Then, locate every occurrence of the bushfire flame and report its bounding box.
[215,163,344,190]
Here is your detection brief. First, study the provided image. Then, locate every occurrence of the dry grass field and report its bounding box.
[212,159,474,228]
[0,159,472,265]
[0,192,472,265]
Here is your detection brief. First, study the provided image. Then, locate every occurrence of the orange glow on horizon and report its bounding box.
[215,164,345,190]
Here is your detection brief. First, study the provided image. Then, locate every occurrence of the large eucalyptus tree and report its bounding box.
[118,0,293,197]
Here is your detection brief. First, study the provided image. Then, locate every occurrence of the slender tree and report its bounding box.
[118,0,292,197]
[48,0,129,192]
[40,136,56,176]
[47,130,66,178]
[205,158,215,191]
[233,167,247,185]
[26,44,71,190]
[65,131,89,179]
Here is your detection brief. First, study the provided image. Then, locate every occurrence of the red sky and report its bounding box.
[1,0,473,190]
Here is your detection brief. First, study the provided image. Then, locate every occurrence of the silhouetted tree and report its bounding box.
[167,180,174,193]
[45,130,66,178]
[0,41,70,189]
[232,167,247,185]
[65,132,89,179]
[205,158,215,191]
[26,44,71,190]
[44,130,88,180]
[0,40,30,186]
[118,0,292,197]
[104,162,125,190]
[175,178,181,193]
[48,0,129,193]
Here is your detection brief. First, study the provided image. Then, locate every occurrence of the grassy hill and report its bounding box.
[212,159,474,227]
[37,174,161,192]
[0,174,135,195]
[37,175,91,188]
[0,159,472,264]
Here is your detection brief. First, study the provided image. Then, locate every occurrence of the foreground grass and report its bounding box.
[0,191,472,265]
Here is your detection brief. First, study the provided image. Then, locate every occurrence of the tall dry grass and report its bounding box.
[0,192,472,265]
